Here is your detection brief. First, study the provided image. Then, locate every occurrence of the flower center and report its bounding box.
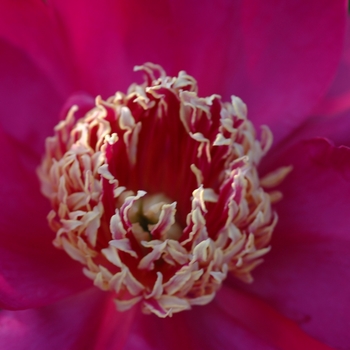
[125,192,182,243]
[38,63,290,317]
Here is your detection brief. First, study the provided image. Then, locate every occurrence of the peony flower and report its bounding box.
[37,63,285,317]
[0,0,349,349]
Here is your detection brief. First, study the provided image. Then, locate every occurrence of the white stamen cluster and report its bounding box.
[38,63,289,317]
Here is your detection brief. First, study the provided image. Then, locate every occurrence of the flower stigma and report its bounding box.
[38,63,291,317]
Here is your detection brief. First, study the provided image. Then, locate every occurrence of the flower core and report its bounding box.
[38,63,286,317]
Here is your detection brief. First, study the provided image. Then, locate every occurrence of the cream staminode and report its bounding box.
[38,63,290,317]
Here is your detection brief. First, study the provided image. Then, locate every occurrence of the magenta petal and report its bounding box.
[124,287,330,350]
[4,0,344,140]
[215,286,332,350]
[45,0,177,97]
[0,40,64,155]
[152,0,346,143]
[63,0,346,141]
[0,129,91,310]
[275,110,350,151]
[124,302,275,350]
[0,289,136,350]
[244,138,350,348]
[229,1,347,142]
[0,0,78,96]
[293,21,350,148]
[225,0,346,144]
[313,20,350,109]
[272,138,350,241]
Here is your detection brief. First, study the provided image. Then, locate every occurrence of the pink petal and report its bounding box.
[0,129,90,310]
[220,0,347,144]
[146,0,346,144]
[1,1,345,144]
[45,0,177,97]
[124,303,275,350]
[313,19,350,114]
[291,20,350,148]
[0,284,333,350]
[0,289,136,350]
[215,286,332,350]
[242,138,350,348]
[0,0,78,96]
[0,39,95,159]
[59,0,347,145]
[0,40,64,155]
[124,286,330,350]
[272,108,350,152]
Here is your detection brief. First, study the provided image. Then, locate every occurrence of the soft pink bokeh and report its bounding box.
[0,0,349,349]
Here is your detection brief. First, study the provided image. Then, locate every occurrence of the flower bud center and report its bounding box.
[127,193,182,242]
